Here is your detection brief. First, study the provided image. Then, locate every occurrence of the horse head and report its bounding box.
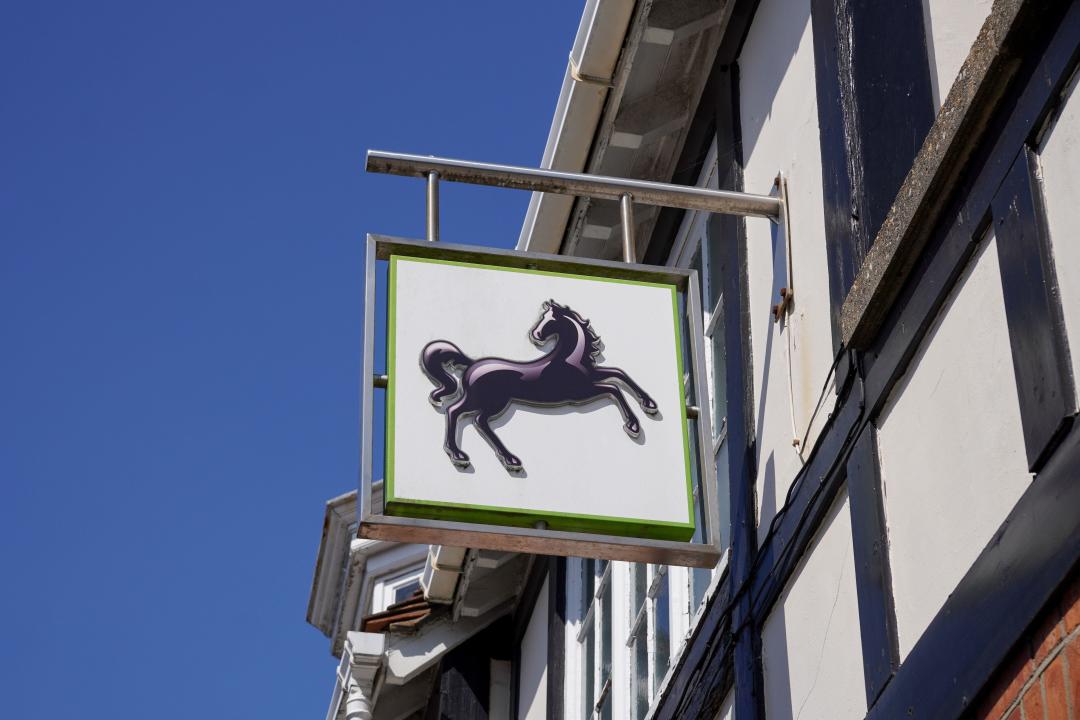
[529,299,562,346]
[528,300,603,361]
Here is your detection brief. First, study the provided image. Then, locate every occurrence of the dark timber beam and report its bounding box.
[810,0,935,348]
[846,426,900,705]
[546,558,565,720]
[991,147,1078,471]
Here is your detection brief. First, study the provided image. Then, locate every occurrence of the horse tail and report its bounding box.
[420,340,473,407]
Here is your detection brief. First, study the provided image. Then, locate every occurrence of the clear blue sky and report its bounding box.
[1,2,580,716]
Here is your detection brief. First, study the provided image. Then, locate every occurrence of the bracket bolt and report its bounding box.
[772,287,793,322]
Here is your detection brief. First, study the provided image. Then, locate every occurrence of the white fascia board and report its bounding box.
[422,545,468,604]
[308,491,358,634]
[327,540,429,658]
[383,599,515,685]
[517,0,634,254]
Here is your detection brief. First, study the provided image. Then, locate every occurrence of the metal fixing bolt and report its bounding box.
[772,287,793,322]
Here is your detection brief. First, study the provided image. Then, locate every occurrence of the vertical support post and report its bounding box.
[992,147,1078,470]
[846,425,900,705]
[808,0,934,347]
[427,171,440,242]
[620,192,635,263]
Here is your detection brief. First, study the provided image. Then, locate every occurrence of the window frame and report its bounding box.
[371,565,425,613]
[576,559,614,719]
[626,564,674,719]
[662,137,734,690]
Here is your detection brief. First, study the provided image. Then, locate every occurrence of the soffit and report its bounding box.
[564,0,730,260]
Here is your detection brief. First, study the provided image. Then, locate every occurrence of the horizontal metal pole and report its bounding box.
[359,514,721,568]
[366,150,782,219]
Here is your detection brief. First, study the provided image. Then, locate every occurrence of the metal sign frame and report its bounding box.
[360,234,722,568]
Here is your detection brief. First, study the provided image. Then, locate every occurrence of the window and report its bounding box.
[566,559,697,718]
[691,229,728,450]
[579,558,613,719]
[628,564,672,719]
[669,140,732,622]
[688,234,730,613]
[372,567,424,612]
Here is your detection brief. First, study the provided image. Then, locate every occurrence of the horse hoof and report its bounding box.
[446,449,470,468]
[642,398,658,415]
[502,455,523,472]
[624,421,640,438]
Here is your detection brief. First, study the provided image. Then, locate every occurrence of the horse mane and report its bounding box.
[556,304,604,366]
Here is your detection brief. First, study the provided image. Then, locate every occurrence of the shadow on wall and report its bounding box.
[737,0,810,162]
[759,452,778,551]
[755,218,789,532]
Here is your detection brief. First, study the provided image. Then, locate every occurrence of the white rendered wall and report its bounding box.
[518,578,549,720]
[922,0,993,108]
[739,0,837,545]
[761,490,866,720]
[877,234,1032,659]
[1036,69,1080,395]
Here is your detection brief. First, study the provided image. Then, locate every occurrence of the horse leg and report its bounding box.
[443,399,471,468]
[474,413,523,472]
[595,382,642,438]
[594,367,658,415]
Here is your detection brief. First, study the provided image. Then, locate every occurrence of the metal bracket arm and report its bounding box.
[366,150,782,219]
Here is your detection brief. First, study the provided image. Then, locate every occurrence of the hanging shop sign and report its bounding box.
[359,235,721,568]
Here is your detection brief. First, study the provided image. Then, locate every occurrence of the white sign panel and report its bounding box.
[385,254,694,541]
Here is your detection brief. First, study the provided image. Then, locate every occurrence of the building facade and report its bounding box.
[308,0,1080,717]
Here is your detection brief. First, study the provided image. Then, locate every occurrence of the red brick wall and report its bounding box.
[971,567,1080,720]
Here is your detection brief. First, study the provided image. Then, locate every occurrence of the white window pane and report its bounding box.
[632,624,649,720]
[600,694,613,720]
[631,563,647,612]
[601,584,612,679]
[581,558,595,612]
[652,580,671,691]
[582,622,595,718]
[690,566,711,612]
[708,307,727,439]
[393,579,421,603]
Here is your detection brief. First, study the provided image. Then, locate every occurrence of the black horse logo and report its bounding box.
[420,299,659,472]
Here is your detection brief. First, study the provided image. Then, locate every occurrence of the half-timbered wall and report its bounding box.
[640,1,1080,718]
[526,2,1080,719]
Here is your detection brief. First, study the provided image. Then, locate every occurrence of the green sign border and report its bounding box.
[385,255,695,542]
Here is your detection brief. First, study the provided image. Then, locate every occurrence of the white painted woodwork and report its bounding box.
[383,600,515,685]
